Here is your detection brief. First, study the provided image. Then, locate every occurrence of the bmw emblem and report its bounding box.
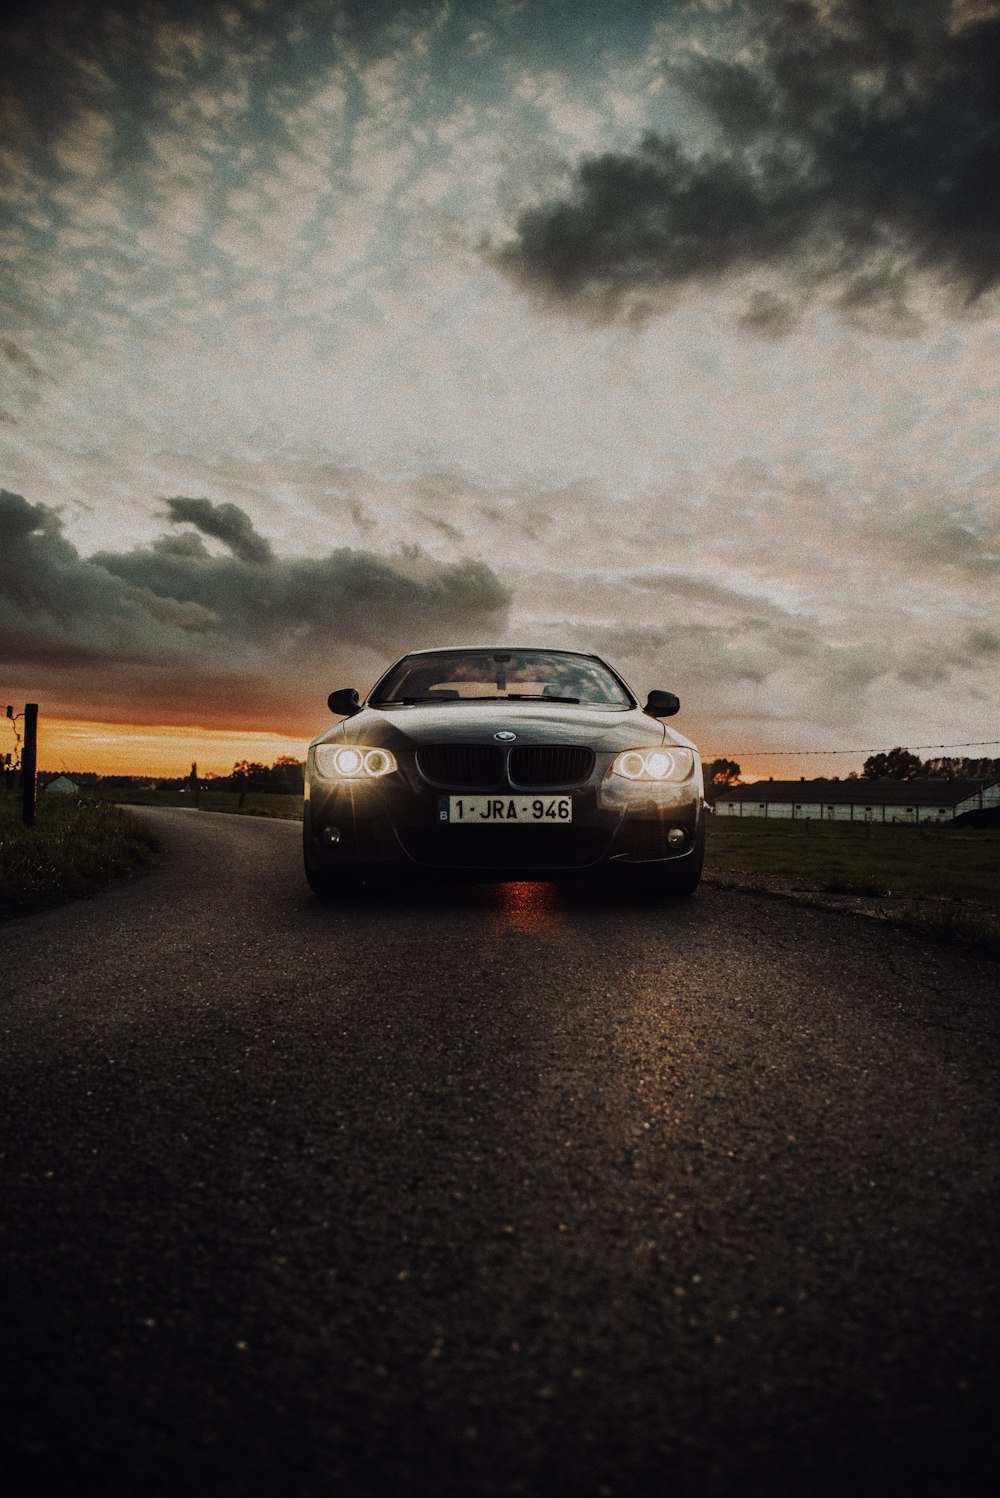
[494,730,517,742]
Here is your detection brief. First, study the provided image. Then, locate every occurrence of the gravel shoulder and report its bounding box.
[704,864,1000,948]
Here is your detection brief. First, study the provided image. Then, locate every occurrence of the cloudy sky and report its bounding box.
[2,0,998,775]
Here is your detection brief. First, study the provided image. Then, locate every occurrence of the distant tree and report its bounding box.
[230,760,268,782]
[862,747,922,781]
[923,756,959,779]
[230,759,268,807]
[228,757,303,798]
[705,758,741,786]
[231,760,248,807]
[268,755,305,793]
[703,758,741,805]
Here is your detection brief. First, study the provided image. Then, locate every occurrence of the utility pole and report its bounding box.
[21,703,38,827]
[6,704,22,795]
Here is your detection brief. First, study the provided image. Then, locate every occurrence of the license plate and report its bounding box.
[440,796,573,824]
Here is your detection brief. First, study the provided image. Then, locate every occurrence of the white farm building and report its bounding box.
[715,778,1000,825]
[42,775,80,796]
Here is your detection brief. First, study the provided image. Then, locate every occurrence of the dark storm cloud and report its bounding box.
[162,496,275,566]
[0,490,510,725]
[493,0,1000,325]
[736,291,803,339]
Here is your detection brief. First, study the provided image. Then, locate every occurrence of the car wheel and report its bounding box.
[616,870,697,900]
[304,861,361,899]
[619,846,704,900]
[647,864,702,898]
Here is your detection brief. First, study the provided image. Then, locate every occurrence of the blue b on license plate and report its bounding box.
[440,796,572,824]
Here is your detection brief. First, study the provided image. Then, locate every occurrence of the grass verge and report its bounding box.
[0,794,159,919]
[706,816,1000,907]
[894,905,1000,961]
[706,815,1000,958]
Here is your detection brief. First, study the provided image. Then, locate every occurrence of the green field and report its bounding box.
[0,793,159,919]
[706,815,1000,909]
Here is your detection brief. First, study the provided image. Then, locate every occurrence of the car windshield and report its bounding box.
[370,650,633,707]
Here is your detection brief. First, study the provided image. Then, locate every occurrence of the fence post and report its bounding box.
[21,703,38,827]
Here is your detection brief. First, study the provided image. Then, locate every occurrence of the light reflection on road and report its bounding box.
[496,880,569,936]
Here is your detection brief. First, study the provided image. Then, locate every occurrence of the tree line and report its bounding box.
[704,748,1000,795]
[225,756,304,793]
[18,757,306,793]
[860,749,1000,781]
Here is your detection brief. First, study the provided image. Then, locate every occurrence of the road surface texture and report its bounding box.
[1,807,997,1498]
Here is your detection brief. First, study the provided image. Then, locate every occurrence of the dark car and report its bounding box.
[303,647,705,898]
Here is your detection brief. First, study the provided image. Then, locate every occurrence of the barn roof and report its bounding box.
[716,778,995,807]
[43,774,79,793]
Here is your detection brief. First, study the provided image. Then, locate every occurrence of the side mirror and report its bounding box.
[328,688,361,717]
[644,690,680,718]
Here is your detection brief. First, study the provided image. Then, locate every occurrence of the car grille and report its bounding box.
[399,826,610,870]
[416,743,596,789]
[508,746,595,787]
[416,745,503,787]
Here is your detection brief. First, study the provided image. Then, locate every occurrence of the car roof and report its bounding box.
[391,646,607,660]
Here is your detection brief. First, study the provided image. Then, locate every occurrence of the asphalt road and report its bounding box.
[1,807,997,1498]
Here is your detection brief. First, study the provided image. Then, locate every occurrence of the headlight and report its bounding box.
[612,747,694,783]
[314,745,398,779]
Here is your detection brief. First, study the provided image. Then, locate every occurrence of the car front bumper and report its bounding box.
[304,774,705,883]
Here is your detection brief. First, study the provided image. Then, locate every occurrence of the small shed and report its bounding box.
[715,777,1000,825]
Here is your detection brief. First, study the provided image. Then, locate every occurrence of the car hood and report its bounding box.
[311,700,697,754]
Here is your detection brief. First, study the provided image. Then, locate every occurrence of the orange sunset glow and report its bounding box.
[8,709,876,784]
[31,718,309,780]
[18,713,832,783]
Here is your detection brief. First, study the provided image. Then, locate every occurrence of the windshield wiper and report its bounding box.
[438,693,583,703]
[504,693,580,703]
[385,693,582,705]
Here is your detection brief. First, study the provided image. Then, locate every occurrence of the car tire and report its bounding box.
[618,869,697,900]
[304,861,361,899]
[647,865,702,898]
[619,841,704,900]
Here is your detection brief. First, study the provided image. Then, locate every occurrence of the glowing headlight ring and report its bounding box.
[362,749,394,778]
[314,745,398,779]
[612,747,689,782]
[645,750,676,780]
[334,747,364,776]
[616,750,648,780]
